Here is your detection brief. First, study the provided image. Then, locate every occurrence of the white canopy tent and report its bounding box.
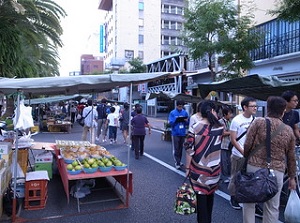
[0,72,172,221]
[0,72,171,96]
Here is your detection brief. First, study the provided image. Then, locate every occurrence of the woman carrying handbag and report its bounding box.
[184,100,224,223]
[243,96,297,223]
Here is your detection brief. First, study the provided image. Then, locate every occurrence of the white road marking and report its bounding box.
[144,152,283,223]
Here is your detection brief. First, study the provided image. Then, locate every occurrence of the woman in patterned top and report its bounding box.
[184,100,224,223]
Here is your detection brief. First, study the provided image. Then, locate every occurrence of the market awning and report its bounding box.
[24,94,91,105]
[196,74,300,101]
[0,72,171,96]
[145,91,202,103]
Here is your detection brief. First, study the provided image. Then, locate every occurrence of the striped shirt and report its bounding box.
[186,122,224,195]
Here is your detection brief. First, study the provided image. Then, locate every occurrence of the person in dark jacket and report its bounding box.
[131,107,151,159]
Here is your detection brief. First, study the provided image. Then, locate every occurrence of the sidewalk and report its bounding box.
[146,113,169,131]
[147,116,166,131]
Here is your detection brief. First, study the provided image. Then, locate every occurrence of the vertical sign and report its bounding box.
[100,25,104,53]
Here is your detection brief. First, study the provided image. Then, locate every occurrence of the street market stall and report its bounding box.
[0,72,172,221]
[194,74,300,101]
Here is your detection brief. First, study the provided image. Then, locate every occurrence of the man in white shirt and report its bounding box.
[228,97,257,211]
[81,99,98,141]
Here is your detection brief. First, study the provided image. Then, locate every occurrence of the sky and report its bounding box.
[54,0,103,76]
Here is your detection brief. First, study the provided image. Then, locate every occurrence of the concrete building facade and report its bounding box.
[98,0,186,69]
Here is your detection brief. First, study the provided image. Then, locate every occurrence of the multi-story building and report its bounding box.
[98,0,187,69]
[247,0,300,81]
[80,54,104,75]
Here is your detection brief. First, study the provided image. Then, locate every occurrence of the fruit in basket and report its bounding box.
[114,161,123,166]
[97,160,105,167]
[88,158,95,165]
[75,165,82,170]
[67,164,73,170]
[72,160,78,167]
[91,163,98,168]
[101,157,109,164]
[84,163,90,168]
[106,160,112,167]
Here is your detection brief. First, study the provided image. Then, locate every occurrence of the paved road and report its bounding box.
[4,117,285,223]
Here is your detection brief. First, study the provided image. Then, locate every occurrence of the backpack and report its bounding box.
[97,104,107,119]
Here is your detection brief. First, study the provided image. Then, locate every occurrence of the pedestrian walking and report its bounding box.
[228,97,263,217]
[81,99,98,141]
[168,100,189,169]
[96,98,108,142]
[242,96,297,223]
[106,106,118,144]
[218,106,233,183]
[184,100,224,223]
[120,102,130,144]
[131,107,151,159]
[281,90,300,143]
[189,101,202,129]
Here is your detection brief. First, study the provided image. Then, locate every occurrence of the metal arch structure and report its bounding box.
[146,53,186,94]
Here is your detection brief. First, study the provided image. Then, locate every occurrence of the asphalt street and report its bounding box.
[1,114,285,223]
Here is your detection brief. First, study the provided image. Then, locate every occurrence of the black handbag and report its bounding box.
[234,119,284,203]
[77,109,92,127]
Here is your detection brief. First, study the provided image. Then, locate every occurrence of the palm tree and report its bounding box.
[0,0,66,78]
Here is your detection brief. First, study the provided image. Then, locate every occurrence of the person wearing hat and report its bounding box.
[168,100,189,169]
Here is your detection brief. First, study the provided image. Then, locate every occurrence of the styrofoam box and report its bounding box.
[0,142,12,155]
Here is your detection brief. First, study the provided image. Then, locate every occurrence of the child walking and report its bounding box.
[106,107,118,144]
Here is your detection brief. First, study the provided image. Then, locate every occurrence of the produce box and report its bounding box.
[1,150,13,166]
[30,125,39,133]
[0,142,12,155]
[0,165,12,194]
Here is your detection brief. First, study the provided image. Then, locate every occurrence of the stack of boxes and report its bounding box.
[34,152,53,179]
[0,142,13,217]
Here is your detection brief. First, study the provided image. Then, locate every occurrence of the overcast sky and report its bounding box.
[54,0,103,76]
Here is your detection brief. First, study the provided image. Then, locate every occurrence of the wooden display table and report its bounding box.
[47,123,71,133]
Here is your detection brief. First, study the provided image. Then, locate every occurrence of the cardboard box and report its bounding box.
[0,142,12,155]
[0,165,12,194]
[1,151,13,167]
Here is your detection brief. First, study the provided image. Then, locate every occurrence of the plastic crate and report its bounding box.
[24,196,48,210]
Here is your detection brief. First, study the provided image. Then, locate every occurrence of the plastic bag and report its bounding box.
[284,190,300,223]
[13,101,34,130]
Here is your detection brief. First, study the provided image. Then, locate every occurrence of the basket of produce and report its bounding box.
[66,162,82,175]
[83,167,98,174]
[82,158,98,173]
[99,165,113,172]
[110,156,127,171]
[113,164,127,171]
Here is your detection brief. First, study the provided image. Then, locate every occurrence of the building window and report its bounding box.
[138,51,144,59]
[139,34,144,44]
[139,2,144,11]
[139,19,144,27]
[125,50,134,60]
[250,19,300,61]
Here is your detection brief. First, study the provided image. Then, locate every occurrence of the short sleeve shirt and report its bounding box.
[230,114,254,157]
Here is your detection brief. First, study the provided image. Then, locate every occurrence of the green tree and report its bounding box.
[270,0,300,21]
[183,0,261,81]
[0,0,66,78]
[128,57,146,73]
